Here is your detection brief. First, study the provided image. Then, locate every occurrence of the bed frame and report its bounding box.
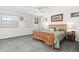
[49,24,67,30]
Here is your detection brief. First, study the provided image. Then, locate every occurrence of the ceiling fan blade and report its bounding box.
[34,6,47,13]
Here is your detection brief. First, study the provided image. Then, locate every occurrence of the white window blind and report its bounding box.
[1,14,18,28]
[0,19,1,28]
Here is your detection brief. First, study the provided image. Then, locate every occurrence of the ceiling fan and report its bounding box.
[34,7,46,13]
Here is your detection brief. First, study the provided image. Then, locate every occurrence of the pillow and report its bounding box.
[58,29,65,31]
[54,28,58,31]
[49,29,54,31]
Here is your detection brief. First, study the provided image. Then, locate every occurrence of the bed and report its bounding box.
[33,24,67,49]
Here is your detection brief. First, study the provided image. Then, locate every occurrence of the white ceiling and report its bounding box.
[0,6,47,16]
[0,6,79,16]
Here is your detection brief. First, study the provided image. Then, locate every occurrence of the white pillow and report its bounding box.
[49,29,54,32]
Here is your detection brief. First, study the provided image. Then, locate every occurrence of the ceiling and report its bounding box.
[0,6,79,16]
[0,6,47,16]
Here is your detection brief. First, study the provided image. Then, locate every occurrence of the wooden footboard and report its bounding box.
[33,30,54,48]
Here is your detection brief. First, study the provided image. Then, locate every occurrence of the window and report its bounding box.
[0,16,1,28]
[1,14,18,28]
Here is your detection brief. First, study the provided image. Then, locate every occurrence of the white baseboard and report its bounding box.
[75,39,79,42]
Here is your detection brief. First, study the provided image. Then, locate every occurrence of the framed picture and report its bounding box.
[42,18,47,22]
[71,12,79,17]
[19,16,24,21]
[34,18,38,24]
[51,14,63,22]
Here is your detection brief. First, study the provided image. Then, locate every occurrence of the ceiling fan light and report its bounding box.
[35,8,39,12]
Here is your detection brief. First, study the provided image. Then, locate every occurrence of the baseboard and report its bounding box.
[76,39,79,42]
[0,34,32,40]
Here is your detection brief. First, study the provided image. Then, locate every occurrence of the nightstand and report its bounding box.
[66,31,75,41]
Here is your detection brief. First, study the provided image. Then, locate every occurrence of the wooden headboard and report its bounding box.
[49,24,67,31]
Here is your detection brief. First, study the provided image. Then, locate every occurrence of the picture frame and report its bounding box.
[51,14,63,22]
[42,18,47,22]
[71,12,79,18]
[34,18,38,24]
[19,16,24,21]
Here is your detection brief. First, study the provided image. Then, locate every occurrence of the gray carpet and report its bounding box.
[0,35,79,52]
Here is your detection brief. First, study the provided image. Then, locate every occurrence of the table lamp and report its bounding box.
[67,23,74,32]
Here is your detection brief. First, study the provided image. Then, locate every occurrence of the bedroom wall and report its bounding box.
[40,7,79,41]
[0,11,35,39]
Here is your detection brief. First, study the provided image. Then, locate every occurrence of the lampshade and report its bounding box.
[67,23,74,29]
[67,22,76,32]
